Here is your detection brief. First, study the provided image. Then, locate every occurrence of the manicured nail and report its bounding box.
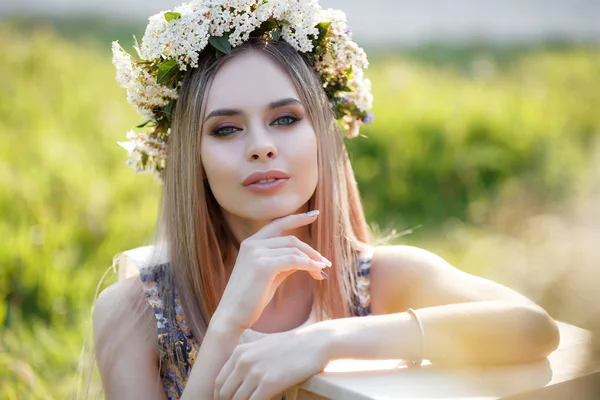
[321,256,332,267]
[306,210,319,217]
[320,270,329,279]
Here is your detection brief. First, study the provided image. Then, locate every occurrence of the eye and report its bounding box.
[271,115,300,127]
[210,126,240,137]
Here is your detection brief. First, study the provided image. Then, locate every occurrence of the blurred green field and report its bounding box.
[0,21,599,399]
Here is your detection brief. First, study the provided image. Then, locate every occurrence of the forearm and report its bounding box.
[318,301,560,366]
[180,315,243,399]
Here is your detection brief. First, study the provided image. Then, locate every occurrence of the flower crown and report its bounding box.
[112,0,374,180]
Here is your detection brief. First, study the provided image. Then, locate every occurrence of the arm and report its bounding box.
[316,245,560,366]
[93,278,167,400]
[97,213,327,399]
[180,316,244,399]
[93,278,246,400]
[184,211,328,399]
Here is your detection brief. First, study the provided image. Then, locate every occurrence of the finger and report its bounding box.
[265,255,328,279]
[272,269,297,287]
[265,246,327,266]
[231,378,257,400]
[311,268,329,281]
[265,248,328,281]
[217,371,242,400]
[215,358,238,400]
[273,266,325,284]
[252,210,319,240]
[248,382,277,400]
[262,237,332,266]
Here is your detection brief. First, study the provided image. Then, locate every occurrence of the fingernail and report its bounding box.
[306,210,319,217]
[321,256,332,267]
[320,270,329,279]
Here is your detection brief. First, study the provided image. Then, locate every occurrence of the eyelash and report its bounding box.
[210,115,300,137]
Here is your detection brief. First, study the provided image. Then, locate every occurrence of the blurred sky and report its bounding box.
[1,0,599,45]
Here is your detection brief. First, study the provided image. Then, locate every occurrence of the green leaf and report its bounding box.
[136,120,153,128]
[316,21,332,40]
[333,108,346,120]
[163,101,175,122]
[157,59,179,84]
[262,18,277,32]
[164,12,181,22]
[341,86,354,92]
[208,36,232,55]
[280,19,291,27]
[272,29,281,41]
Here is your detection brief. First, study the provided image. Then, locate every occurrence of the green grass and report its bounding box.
[0,21,598,399]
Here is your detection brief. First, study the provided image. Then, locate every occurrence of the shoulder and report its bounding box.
[93,276,157,346]
[368,245,460,314]
[369,244,540,314]
[94,276,146,324]
[93,277,160,390]
[370,244,451,282]
[93,277,166,397]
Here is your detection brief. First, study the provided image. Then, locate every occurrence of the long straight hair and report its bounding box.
[78,38,374,398]
[153,38,373,370]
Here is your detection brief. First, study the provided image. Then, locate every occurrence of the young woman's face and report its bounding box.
[200,51,318,222]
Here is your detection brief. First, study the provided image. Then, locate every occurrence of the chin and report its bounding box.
[244,197,309,221]
[249,206,299,222]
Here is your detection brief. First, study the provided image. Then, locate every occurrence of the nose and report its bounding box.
[246,126,278,162]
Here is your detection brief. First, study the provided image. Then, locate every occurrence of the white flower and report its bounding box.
[114,0,373,179]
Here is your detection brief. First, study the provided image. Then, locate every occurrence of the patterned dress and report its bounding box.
[139,248,374,399]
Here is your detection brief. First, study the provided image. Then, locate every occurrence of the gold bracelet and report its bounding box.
[407,308,425,366]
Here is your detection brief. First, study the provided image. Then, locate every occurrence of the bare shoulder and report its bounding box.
[94,277,138,319]
[369,245,537,314]
[369,245,446,314]
[93,277,165,399]
[371,244,445,277]
[93,276,155,343]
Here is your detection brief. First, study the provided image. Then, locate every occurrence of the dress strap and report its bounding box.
[353,247,375,316]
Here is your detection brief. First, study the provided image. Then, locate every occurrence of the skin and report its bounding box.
[200,51,319,309]
[93,51,561,400]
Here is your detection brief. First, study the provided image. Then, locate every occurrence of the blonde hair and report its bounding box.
[82,37,374,396]
[158,37,372,374]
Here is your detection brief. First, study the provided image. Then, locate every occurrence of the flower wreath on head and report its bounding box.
[112,0,374,180]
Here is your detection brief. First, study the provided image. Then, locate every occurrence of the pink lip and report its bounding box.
[244,178,289,194]
[242,170,290,186]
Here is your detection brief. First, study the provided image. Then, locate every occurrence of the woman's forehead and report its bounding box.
[205,51,301,113]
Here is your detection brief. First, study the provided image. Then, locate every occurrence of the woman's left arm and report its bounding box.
[317,245,561,366]
[214,246,561,399]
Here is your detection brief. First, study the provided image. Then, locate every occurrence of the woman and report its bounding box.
[93,1,560,399]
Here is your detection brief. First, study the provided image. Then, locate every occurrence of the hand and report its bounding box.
[213,211,331,331]
[214,324,330,400]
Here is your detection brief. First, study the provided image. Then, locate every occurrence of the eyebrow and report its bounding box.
[203,98,303,123]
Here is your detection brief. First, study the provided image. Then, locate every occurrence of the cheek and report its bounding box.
[293,130,319,188]
[200,143,238,197]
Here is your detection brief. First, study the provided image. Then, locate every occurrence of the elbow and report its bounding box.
[520,304,561,360]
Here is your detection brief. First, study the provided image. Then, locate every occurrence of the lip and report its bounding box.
[242,170,290,186]
[244,178,289,194]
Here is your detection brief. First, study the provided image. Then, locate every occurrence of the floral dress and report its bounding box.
[139,248,374,399]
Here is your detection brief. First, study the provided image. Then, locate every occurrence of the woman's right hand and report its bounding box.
[212,210,331,332]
